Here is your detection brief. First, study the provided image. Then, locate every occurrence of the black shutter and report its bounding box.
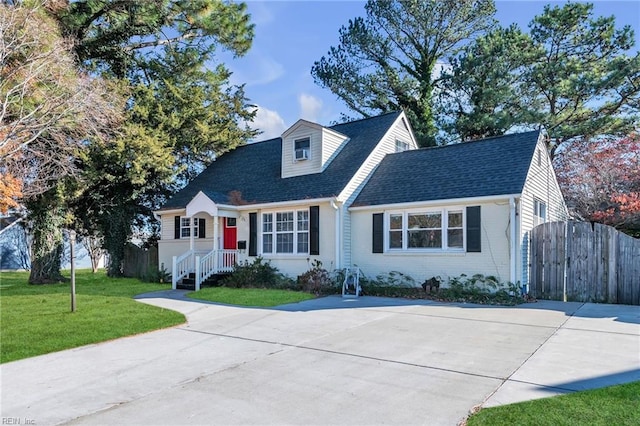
[310,206,320,255]
[466,206,481,252]
[198,218,206,238]
[174,216,181,239]
[249,212,257,256]
[372,213,384,253]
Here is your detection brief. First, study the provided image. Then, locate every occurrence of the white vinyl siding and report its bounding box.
[281,122,349,178]
[519,137,568,287]
[351,201,511,283]
[339,113,417,266]
[282,127,321,178]
[160,212,214,241]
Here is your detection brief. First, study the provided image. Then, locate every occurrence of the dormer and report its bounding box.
[281,119,349,178]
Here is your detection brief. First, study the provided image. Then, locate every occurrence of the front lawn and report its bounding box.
[187,287,315,307]
[467,380,640,425]
[0,270,185,363]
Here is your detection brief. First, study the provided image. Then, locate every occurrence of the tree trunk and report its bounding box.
[26,188,67,284]
[29,241,65,284]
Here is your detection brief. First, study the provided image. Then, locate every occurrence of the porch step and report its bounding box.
[176,273,230,291]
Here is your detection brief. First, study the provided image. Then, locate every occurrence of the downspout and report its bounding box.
[509,197,517,285]
[331,199,341,269]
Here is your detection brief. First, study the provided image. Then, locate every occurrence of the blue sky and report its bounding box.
[217,1,640,140]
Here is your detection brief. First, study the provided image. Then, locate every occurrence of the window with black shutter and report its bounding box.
[310,206,320,255]
[466,206,481,252]
[372,213,384,253]
[249,212,257,256]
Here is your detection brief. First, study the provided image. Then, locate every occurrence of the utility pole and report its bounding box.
[69,230,76,312]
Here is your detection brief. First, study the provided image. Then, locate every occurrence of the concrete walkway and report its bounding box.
[1,292,638,426]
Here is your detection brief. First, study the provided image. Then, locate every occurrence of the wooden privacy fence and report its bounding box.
[122,244,158,279]
[530,221,640,305]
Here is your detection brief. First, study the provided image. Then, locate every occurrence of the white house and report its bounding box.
[154,111,567,290]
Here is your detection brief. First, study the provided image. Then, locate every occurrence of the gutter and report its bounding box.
[509,197,517,285]
[349,193,523,211]
[331,198,341,269]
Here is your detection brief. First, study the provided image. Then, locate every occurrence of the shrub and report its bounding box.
[297,260,337,295]
[221,257,295,289]
[140,265,171,283]
[438,274,524,305]
[362,271,423,298]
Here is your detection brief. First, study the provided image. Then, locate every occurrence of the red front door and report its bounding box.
[223,217,237,250]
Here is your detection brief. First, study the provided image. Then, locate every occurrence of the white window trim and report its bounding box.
[533,198,547,226]
[260,208,310,255]
[395,139,409,152]
[293,136,311,162]
[384,207,466,252]
[180,217,201,239]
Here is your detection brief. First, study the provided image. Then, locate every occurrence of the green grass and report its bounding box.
[467,381,640,426]
[0,269,185,363]
[187,286,316,307]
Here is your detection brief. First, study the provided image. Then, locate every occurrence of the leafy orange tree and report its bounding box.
[554,134,640,236]
[0,172,22,214]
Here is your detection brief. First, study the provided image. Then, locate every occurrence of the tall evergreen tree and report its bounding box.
[440,2,640,153]
[311,0,496,147]
[16,0,257,280]
[58,0,258,276]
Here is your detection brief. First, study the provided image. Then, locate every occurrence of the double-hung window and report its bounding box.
[407,212,442,248]
[262,214,273,253]
[533,199,547,226]
[395,139,409,152]
[180,217,200,238]
[262,209,309,254]
[387,209,464,251]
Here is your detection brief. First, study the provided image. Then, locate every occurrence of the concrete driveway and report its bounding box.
[1,292,639,426]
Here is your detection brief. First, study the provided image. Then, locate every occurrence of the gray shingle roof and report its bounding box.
[160,111,402,210]
[352,130,542,207]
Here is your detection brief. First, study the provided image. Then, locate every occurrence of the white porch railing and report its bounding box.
[174,249,238,290]
[172,250,194,290]
[195,249,237,290]
[217,249,237,273]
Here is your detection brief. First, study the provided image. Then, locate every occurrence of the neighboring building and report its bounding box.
[0,216,27,270]
[154,111,567,290]
[0,216,104,271]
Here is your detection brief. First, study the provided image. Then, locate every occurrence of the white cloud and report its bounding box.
[248,105,287,140]
[246,1,275,26]
[298,93,323,122]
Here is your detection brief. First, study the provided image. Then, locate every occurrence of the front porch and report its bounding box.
[167,191,242,290]
[172,249,238,290]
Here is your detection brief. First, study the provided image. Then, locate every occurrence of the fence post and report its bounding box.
[607,230,618,303]
[195,256,201,292]
[172,256,177,290]
[563,222,568,302]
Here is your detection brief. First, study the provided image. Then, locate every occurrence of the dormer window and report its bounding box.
[294,137,310,161]
[395,139,409,152]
